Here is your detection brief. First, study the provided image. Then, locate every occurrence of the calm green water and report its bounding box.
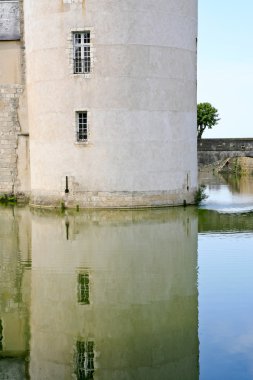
[0,173,252,380]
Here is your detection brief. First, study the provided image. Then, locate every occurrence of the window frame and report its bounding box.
[73,31,91,75]
[76,111,89,144]
[75,340,95,379]
[77,272,90,305]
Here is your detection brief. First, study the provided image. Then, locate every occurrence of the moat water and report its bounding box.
[0,173,253,380]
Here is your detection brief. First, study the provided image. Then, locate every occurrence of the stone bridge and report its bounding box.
[198,138,253,166]
[199,209,253,233]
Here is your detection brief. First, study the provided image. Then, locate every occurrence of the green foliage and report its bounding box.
[0,193,17,204]
[194,185,208,205]
[197,102,220,139]
[61,201,66,211]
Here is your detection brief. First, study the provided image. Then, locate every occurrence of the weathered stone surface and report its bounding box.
[0,358,26,380]
[219,156,253,175]
[198,138,253,166]
[0,84,23,194]
[0,1,20,40]
[30,189,195,209]
[24,0,198,207]
[1,0,198,207]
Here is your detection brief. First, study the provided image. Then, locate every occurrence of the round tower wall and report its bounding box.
[24,0,198,207]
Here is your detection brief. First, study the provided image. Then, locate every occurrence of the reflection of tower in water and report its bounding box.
[29,208,199,380]
[0,208,31,378]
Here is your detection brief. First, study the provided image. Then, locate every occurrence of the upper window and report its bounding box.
[73,31,91,74]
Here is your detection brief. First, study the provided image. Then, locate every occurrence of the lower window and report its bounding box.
[76,111,88,142]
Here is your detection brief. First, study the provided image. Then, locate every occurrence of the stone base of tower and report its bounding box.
[29,189,197,209]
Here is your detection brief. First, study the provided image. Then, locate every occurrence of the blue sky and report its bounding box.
[198,0,253,137]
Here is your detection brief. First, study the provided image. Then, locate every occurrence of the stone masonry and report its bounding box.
[198,138,253,166]
[1,0,198,207]
[0,0,27,197]
[0,84,23,194]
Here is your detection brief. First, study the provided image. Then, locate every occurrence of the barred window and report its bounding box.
[76,112,88,142]
[75,341,95,380]
[78,273,90,304]
[73,31,91,74]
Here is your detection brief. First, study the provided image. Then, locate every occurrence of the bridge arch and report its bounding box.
[198,138,253,166]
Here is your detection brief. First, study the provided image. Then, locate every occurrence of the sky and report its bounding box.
[198,0,253,137]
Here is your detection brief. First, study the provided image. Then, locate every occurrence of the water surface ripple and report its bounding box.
[0,173,252,379]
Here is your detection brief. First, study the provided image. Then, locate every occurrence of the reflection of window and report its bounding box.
[75,341,94,380]
[0,320,3,351]
[78,273,90,304]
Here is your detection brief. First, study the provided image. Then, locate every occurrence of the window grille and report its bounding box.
[76,112,88,142]
[75,341,95,380]
[78,273,90,304]
[73,31,91,74]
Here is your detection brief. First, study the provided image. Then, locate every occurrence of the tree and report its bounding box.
[197,102,220,139]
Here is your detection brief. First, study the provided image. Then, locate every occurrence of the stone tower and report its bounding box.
[1,0,198,208]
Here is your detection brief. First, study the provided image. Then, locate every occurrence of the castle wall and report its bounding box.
[0,42,22,84]
[0,0,30,196]
[24,0,198,208]
[0,0,198,207]
[0,84,22,193]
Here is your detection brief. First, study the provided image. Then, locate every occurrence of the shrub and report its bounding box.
[194,185,208,205]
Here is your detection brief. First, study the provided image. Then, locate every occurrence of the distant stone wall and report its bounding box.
[0,84,24,194]
[198,138,253,166]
